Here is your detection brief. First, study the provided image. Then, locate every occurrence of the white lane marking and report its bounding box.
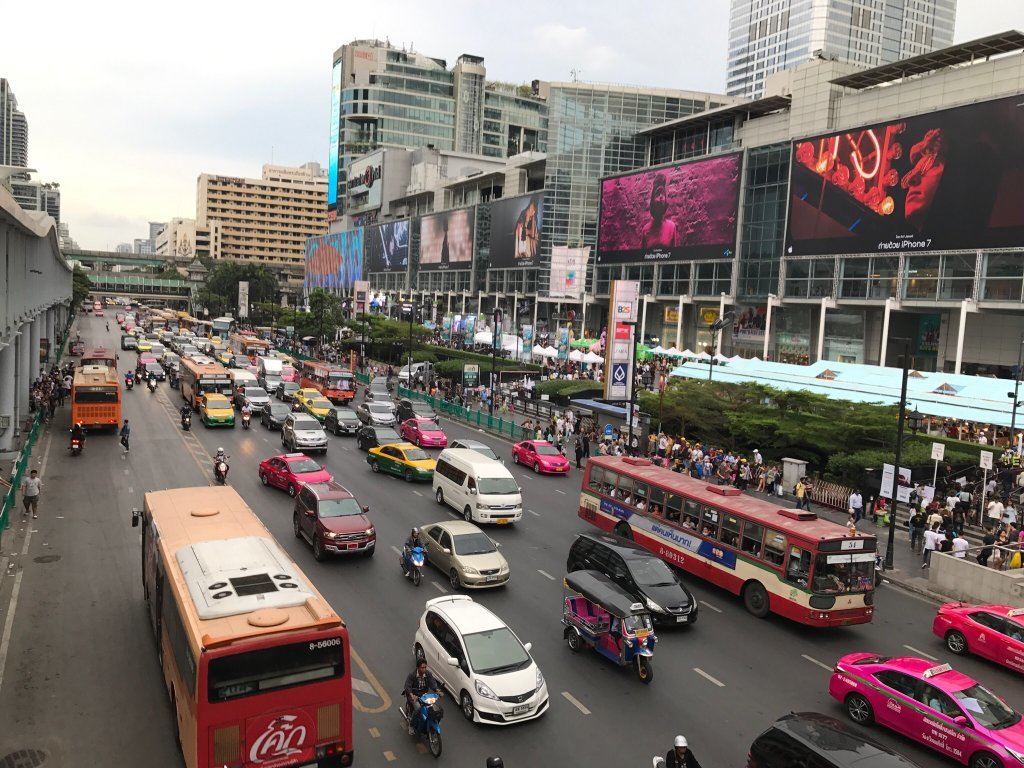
[537,569,556,581]
[123,468,129,474]
[412,490,423,497]
[390,546,402,556]
[555,489,566,495]
[698,600,722,613]
[903,645,938,661]
[693,667,725,687]
[127,487,134,494]
[802,654,833,672]
[352,678,377,696]
[528,509,540,517]
[561,691,591,715]
[431,582,448,593]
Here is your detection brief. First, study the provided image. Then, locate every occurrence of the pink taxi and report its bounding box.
[933,604,1024,674]
[512,440,570,474]
[829,654,1024,768]
[280,364,298,383]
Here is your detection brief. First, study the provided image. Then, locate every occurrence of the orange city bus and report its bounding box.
[179,358,234,409]
[228,333,271,361]
[71,365,122,429]
[299,360,355,404]
[133,485,353,768]
[578,456,876,627]
[82,346,118,370]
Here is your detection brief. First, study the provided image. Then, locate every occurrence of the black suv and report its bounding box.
[355,424,402,451]
[325,406,361,436]
[567,532,697,625]
[747,713,921,768]
[397,397,437,423]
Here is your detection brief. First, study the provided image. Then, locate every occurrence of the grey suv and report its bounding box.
[282,413,328,454]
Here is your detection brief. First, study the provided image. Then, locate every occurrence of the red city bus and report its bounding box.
[134,486,353,768]
[82,346,117,370]
[578,456,876,627]
[299,360,355,404]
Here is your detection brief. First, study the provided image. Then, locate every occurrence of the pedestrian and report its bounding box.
[849,489,864,523]
[20,468,42,520]
[977,526,996,567]
[795,478,809,510]
[921,522,941,568]
[119,419,131,453]
[574,433,586,469]
[908,508,925,553]
[951,530,969,558]
[665,735,702,768]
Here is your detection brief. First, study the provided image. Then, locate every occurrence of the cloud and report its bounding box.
[534,23,620,78]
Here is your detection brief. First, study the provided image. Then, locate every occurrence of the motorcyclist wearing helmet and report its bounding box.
[213,447,228,463]
[486,759,504,768]
[71,421,86,448]
[666,735,701,768]
[180,404,192,420]
[403,659,442,735]
[404,527,423,553]
[241,401,253,418]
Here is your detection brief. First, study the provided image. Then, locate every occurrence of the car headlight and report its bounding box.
[1006,748,1024,765]
[462,566,479,575]
[474,679,499,700]
[645,597,663,613]
[536,667,545,689]
[365,527,375,537]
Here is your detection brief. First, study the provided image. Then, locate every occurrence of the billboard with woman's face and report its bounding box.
[786,94,1024,256]
[489,192,543,268]
[419,208,475,271]
[365,220,410,273]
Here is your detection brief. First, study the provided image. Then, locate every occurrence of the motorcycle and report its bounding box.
[147,377,157,393]
[181,412,192,431]
[125,377,134,391]
[213,456,230,484]
[401,691,443,758]
[69,435,83,456]
[401,545,426,586]
[242,412,251,430]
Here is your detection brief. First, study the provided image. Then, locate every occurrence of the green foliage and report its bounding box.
[535,379,604,397]
[201,262,279,315]
[71,266,92,311]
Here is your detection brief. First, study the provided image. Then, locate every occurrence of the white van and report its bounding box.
[433,449,523,524]
[258,357,284,393]
[398,361,434,384]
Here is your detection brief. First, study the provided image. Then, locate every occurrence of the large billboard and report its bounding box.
[419,208,475,271]
[488,192,543,268]
[549,246,589,298]
[304,230,364,294]
[365,220,410,273]
[328,60,341,209]
[786,94,1024,256]
[597,153,741,264]
[346,151,384,214]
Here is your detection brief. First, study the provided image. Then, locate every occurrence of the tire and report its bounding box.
[370,460,380,473]
[281,434,286,446]
[742,581,770,619]
[636,656,654,684]
[463,506,473,523]
[435,488,445,505]
[293,513,301,539]
[449,569,461,590]
[969,753,1001,768]
[428,729,442,758]
[415,644,426,664]
[512,453,519,464]
[945,630,968,655]
[567,627,582,652]
[460,691,475,722]
[288,484,297,498]
[413,568,422,587]
[260,473,269,486]
[357,438,365,451]
[404,469,414,483]
[313,536,326,562]
[534,462,540,473]
[845,693,874,725]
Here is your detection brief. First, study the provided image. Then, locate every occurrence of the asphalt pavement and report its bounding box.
[0,316,1021,768]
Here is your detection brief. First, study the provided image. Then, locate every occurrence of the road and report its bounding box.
[0,316,1020,768]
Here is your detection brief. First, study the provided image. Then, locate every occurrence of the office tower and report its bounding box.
[727,0,957,98]
[0,79,28,168]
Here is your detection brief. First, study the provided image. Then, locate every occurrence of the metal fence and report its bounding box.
[395,385,534,442]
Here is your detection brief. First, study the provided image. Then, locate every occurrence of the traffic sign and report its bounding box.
[930,442,945,461]
[603,424,615,437]
[979,450,994,470]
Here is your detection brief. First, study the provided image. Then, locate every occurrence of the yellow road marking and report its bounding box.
[384,751,397,762]
[350,646,392,714]
[368,727,380,738]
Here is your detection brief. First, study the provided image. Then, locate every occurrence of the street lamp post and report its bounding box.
[402,301,416,386]
[707,311,736,382]
[884,340,924,570]
[622,320,640,455]
[1009,335,1024,451]
[489,308,503,416]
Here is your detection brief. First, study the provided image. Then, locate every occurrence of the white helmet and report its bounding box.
[217,447,224,454]
[674,735,688,748]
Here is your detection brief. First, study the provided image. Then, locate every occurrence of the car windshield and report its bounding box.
[453,532,496,556]
[294,419,320,430]
[245,388,268,399]
[145,363,161,372]
[288,458,322,474]
[335,410,356,421]
[369,404,392,413]
[318,498,363,518]
[375,429,400,441]
[463,627,531,675]
[952,684,1021,729]
[269,405,290,416]
[628,557,677,587]
[311,399,332,409]
[535,445,560,456]
[282,383,298,392]
[418,420,441,431]
[478,477,518,495]
[206,397,229,407]
[404,448,429,462]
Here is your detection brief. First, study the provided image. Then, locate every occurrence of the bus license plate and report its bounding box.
[512,704,530,715]
[495,519,509,525]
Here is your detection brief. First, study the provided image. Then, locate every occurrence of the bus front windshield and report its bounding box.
[812,553,874,593]
[328,374,353,391]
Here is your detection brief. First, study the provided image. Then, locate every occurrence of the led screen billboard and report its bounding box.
[786,94,1024,256]
[328,61,341,209]
[488,192,543,268]
[365,220,410,273]
[419,208,475,271]
[304,229,363,294]
[597,153,740,264]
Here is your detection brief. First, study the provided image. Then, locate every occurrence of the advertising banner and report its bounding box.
[604,280,639,400]
[463,364,480,388]
[522,324,533,344]
[462,314,476,347]
[365,220,410,273]
[419,208,475,271]
[328,61,341,209]
[346,152,384,213]
[557,327,570,360]
[489,192,543,268]
[304,229,364,294]
[353,280,370,314]
[597,153,740,264]
[549,246,590,298]
[787,93,1024,256]
[442,315,452,343]
[237,281,249,319]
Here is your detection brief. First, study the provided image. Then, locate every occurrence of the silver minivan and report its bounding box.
[282,413,328,455]
[433,449,523,524]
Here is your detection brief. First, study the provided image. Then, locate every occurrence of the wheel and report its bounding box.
[370,460,380,473]
[281,434,286,446]
[435,488,445,505]
[742,582,770,619]
[512,453,519,464]
[417,436,423,447]
[260,473,269,486]
[463,506,473,523]
[636,656,654,684]
[293,513,301,538]
[534,462,541,473]
[414,644,426,664]
[449,569,461,589]
[428,728,442,758]
[460,691,475,721]
[566,627,582,652]
[412,568,422,587]
[969,752,1001,768]
[845,693,874,725]
[404,469,414,483]
[945,630,968,656]
[614,523,633,541]
[357,438,365,450]
[313,536,326,562]
[287,484,297,498]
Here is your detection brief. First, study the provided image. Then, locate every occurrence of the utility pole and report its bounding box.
[1010,335,1024,451]
[885,339,911,571]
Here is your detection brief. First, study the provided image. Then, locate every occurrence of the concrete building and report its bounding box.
[196,162,328,269]
[0,79,28,169]
[8,178,59,224]
[154,216,206,261]
[727,0,957,99]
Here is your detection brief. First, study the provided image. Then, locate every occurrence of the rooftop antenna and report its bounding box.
[570,68,582,82]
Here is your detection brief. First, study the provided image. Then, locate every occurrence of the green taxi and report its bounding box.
[366,442,436,482]
[200,394,236,427]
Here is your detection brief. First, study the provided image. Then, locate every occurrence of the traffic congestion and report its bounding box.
[34,302,1024,768]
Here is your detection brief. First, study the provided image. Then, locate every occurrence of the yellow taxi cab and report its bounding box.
[199,394,236,428]
[295,388,322,410]
[366,442,436,482]
[135,338,153,352]
[217,350,234,367]
[303,396,334,422]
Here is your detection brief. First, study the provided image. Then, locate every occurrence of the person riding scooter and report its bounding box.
[124,371,134,390]
[403,659,443,735]
[70,421,86,453]
[180,404,192,430]
[212,448,230,483]
[241,401,253,429]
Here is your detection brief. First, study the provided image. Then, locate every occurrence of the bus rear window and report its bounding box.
[208,638,345,702]
[74,387,118,403]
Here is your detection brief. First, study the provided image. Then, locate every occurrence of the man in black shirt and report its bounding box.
[403,660,442,735]
[666,735,702,768]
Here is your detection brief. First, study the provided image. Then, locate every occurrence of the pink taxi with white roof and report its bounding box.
[829,654,1024,768]
[933,604,1024,674]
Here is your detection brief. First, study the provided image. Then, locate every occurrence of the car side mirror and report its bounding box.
[523,642,532,652]
[362,505,370,513]
[490,538,501,548]
[953,716,968,727]
[469,487,477,495]
[442,547,451,555]
[320,464,326,470]
[445,656,459,668]
[306,509,315,517]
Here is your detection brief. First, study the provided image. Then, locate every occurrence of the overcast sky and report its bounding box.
[5,0,1023,250]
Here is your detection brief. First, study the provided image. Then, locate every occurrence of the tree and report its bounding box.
[307,289,345,342]
[71,266,92,310]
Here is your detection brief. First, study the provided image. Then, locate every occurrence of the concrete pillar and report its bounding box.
[763,298,775,360]
[716,293,727,356]
[675,295,684,349]
[880,298,893,367]
[0,343,16,452]
[30,314,43,381]
[639,298,649,347]
[45,309,55,363]
[16,324,31,426]
[954,299,972,375]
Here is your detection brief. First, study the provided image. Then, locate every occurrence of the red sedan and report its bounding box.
[512,440,570,474]
[259,452,333,497]
[400,417,448,448]
[933,603,1024,673]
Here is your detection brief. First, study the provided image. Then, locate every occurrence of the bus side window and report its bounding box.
[648,487,665,517]
[617,477,634,504]
[665,494,682,522]
[721,514,741,548]
[602,470,619,498]
[785,546,811,586]
[633,483,648,509]
[763,529,786,567]
[700,507,721,540]
[682,498,701,529]
[588,467,604,492]
[741,521,764,557]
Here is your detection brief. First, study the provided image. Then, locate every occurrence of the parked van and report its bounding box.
[398,361,434,384]
[258,356,284,393]
[433,449,522,524]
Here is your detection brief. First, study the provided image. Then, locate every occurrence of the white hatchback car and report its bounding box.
[414,595,548,725]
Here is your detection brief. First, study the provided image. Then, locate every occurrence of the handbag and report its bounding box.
[1010,551,1022,569]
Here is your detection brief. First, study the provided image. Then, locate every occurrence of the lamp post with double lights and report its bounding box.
[489,308,503,416]
[621,319,640,454]
[707,311,736,382]
[1009,335,1024,452]
[884,339,924,571]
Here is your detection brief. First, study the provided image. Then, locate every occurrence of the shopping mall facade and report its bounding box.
[309,32,1024,375]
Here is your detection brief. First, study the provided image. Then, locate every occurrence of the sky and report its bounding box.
[5,0,1024,250]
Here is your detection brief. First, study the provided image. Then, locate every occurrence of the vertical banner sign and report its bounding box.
[879,463,895,500]
[463,364,480,388]
[557,327,570,360]
[463,314,476,347]
[604,280,639,400]
[895,467,912,504]
[522,325,534,345]
[442,315,453,343]
[238,281,250,319]
[353,280,370,315]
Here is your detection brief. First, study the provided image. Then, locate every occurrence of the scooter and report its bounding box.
[242,412,251,430]
[213,457,230,484]
[181,412,192,431]
[69,435,83,456]
[125,377,134,391]
[147,377,157,393]
[401,692,443,758]
[401,545,426,586]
